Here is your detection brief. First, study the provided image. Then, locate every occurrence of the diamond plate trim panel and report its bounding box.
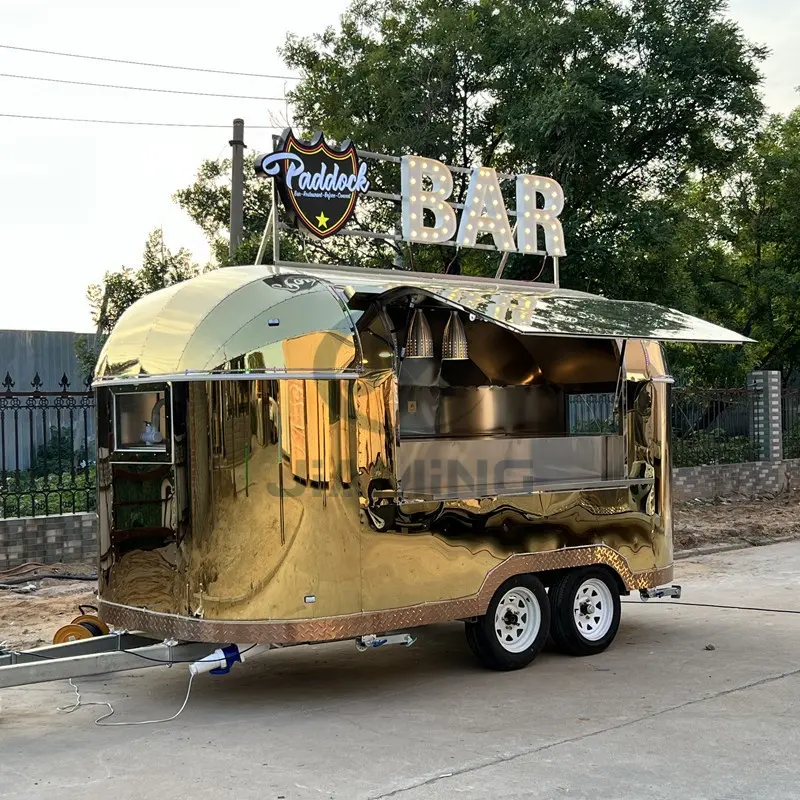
[99,545,673,644]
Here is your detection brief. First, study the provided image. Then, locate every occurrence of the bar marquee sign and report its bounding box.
[255,129,565,256]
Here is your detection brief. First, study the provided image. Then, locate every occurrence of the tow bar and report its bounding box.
[640,584,682,600]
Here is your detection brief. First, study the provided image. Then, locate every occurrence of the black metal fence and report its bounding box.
[783,389,800,460]
[671,387,759,467]
[0,372,96,519]
[0,371,777,519]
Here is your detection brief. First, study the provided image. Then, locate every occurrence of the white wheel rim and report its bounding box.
[573,578,614,642]
[494,586,541,653]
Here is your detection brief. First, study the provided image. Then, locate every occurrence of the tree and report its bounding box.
[281,0,766,299]
[665,109,800,385]
[76,229,202,377]
[174,156,342,268]
[174,158,274,267]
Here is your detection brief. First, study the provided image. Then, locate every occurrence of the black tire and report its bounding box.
[549,567,621,657]
[465,574,550,671]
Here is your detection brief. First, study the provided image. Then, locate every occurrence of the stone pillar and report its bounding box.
[747,370,783,462]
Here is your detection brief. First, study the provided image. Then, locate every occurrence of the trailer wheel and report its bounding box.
[465,574,550,671]
[549,567,621,656]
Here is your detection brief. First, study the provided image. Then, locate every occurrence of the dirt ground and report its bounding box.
[674,488,800,551]
[2,491,799,653]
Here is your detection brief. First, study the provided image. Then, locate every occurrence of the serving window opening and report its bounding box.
[385,301,627,500]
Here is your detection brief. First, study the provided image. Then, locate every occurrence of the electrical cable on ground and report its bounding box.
[59,674,195,726]
[0,113,280,128]
[0,44,300,80]
[6,642,258,665]
[622,600,800,615]
[0,72,286,101]
[0,573,96,587]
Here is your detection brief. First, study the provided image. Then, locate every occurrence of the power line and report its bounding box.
[0,44,301,80]
[0,112,281,128]
[0,71,287,101]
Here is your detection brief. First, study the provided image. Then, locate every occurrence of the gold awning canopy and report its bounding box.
[94,268,360,382]
[95,261,750,384]
[266,263,751,344]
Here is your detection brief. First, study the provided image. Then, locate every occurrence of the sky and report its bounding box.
[1,0,798,334]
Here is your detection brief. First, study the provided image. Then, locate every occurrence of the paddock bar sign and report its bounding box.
[255,129,566,256]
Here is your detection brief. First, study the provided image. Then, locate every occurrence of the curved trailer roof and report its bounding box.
[94,263,751,384]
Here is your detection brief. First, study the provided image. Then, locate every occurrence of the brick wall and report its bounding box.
[0,513,97,569]
[673,458,800,502]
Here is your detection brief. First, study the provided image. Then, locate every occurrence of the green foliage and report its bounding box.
[174,157,320,267]
[281,0,765,288]
[672,433,757,468]
[74,334,104,384]
[1,467,96,518]
[662,109,800,384]
[86,228,202,336]
[82,0,800,391]
[32,426,89,478]
[785,431,800,460]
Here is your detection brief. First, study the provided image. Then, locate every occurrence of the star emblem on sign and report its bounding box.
[316,211,329,230]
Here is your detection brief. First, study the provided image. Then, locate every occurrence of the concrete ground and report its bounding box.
[1,542,799,800]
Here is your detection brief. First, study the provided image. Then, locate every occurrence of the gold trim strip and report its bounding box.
[99,545,673,645]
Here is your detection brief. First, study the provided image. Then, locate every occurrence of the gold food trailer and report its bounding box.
[91,133,748,671]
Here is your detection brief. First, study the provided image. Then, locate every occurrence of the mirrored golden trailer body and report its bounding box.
[93,264,749,668]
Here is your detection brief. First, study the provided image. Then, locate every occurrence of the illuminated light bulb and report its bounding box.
[525,244,532,251]
[525,194,531,201]
[550,223,557,230]
[422,161,428,169]
[466,223,473,230]
[420,194,427,203]
[410,159,416,167]
[544,181,551,188]
[534,179,540,186]
[554,235,560,242]
[542,212,550,220]
[410,178,416,185]
[480,169,489,177]
[433,165,440,172]
[411,230,418,237]
[422,231,429,238]
[551,204,557,210]
[473,198,480,205]
[503,242,511,250]
[526,211,533,218]
[488,185,495,192]
[554,248,562,255]
[492,199,499,206]
[489,222,495,229]
[470,210,477,217]
[524,177,530,185]
[463,237,471,245]
[438,202,444,210]
[410,195,417,203]
[525,227,531,234]
[444,214,451,221]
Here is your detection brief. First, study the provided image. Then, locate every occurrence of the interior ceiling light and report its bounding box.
[405,309,433,358]
[442,310,469,360]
